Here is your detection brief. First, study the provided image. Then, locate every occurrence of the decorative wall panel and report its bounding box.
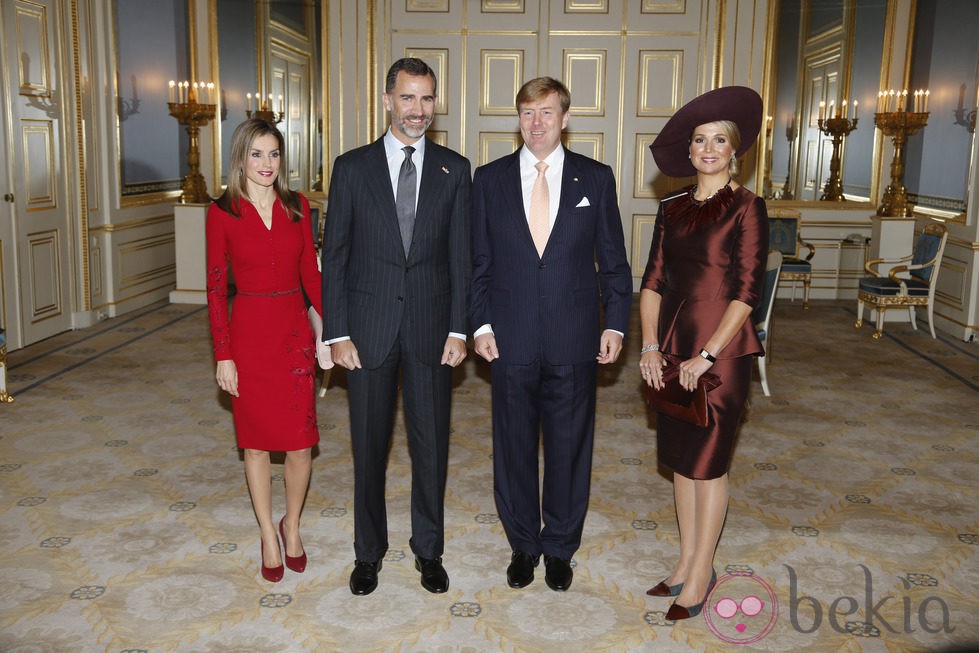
[565,0,607,12]
[406,0,449,11]
[566,132,603,162]
[28,230,63,320]
[23,120,56,209]
[480,50,524,115]
[563,50,606,116]
[642,0,685,12]
[478,132,521,166]
[15,2,51,95]
[427,130,448,147]
[406,48,449,114]
[482,0,525,11]
[631,215,656,277]
[117,234,176,290]
[633,133,657,199]
[637,50,683,116]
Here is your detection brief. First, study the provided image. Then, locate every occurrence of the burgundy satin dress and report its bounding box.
[641,184,768,479]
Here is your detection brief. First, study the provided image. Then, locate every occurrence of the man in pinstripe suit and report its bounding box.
[470,77,632,592]
[320,58,471,596]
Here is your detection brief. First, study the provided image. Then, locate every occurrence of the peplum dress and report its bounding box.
[206,193,322,451]
[641,184,768,479]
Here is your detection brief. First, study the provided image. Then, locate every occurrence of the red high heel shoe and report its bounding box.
[279,517,307,573]
[261,534,284,582]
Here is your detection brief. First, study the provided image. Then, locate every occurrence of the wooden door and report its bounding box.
[0,0,73,349]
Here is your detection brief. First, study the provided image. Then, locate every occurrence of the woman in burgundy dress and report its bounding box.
[206,118,327,582]
[639,87,768,620]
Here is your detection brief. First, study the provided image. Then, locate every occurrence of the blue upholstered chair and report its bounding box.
[0,328,12,403]
[855,222,948,339]
[769,212,815,308]
[752,250,783,397]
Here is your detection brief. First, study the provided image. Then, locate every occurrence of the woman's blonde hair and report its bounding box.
[215,118,302,220]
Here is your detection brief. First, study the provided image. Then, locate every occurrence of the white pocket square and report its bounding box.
[576,197,591,207]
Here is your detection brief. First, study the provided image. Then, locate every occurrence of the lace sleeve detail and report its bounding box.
[205,204,233,361]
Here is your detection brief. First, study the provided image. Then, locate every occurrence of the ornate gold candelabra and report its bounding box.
[246,93,284,123]
[874,111,928,216]
[168,84,217,203]
[817,115,858,201]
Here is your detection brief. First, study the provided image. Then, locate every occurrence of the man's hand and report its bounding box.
[474,333,499,362]
[596,331,623,365]
[440,337,468,367]
[331,340,362,370]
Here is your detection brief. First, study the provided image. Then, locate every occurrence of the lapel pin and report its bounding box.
[442,166,450,174]
[573,177,579,182]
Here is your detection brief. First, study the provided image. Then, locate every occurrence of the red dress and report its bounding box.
[641,185,768,479]
[206,194,322,451]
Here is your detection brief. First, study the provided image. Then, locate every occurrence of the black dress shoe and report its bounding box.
[506,550,540,588]
[544,555,573,591]
[349,559,382,595]
[415,555,449,593]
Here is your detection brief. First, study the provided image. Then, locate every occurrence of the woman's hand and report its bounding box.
[640,350,666,389]
[677,356,713,392]
[215,359,239,397]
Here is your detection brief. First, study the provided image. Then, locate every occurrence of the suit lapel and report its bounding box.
[412,141,446,257]
[551,148,583,246]
[498,151,537,253]
[365,138,397,215]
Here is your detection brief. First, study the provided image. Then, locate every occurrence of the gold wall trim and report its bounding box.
[88,214,174,234]
[71,0,90,310]
[714,0,726,88]
[367,0,377,140]
[119,191,182,208]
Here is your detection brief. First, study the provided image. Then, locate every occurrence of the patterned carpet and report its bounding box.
[1,299,977,652]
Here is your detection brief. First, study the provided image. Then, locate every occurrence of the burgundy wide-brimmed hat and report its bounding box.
[650,86,763,178]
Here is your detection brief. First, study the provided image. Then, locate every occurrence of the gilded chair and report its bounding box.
[768,210,815,308]
[0,328,13,403]
[855,222,948,339]
[753,250,783,397]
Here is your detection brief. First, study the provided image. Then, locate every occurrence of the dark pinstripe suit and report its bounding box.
[470,147,631,559]
[322,135,471,561]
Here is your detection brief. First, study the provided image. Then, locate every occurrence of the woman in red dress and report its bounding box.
[206,118,326,582]
[639,87,768,620]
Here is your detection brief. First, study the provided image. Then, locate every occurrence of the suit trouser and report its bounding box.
[491,358,597,560]
[346,329,452,562]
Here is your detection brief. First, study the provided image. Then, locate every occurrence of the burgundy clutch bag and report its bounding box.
[644,355,722,428]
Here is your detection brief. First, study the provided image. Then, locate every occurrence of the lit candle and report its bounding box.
[841,99,847,118]
[888,89,895,112]
[901,89,908,111]
[829,101,835,120]
[819,101,825,120]
[278,94,283,114]
[168,80,175,103]
[924,89,930,113]
[853,100,858,120]
[268,94,274,112]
